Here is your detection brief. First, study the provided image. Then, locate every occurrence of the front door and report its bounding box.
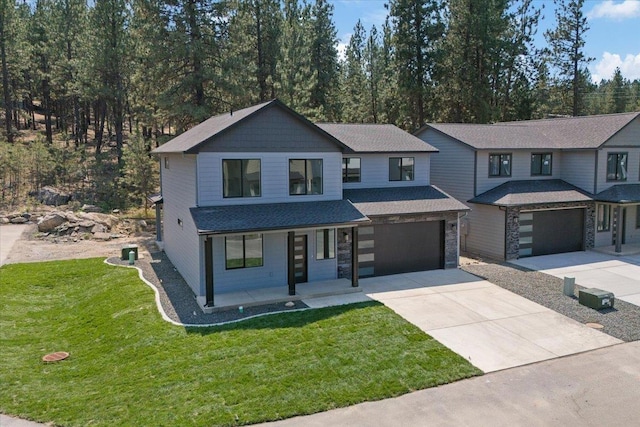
[294,235,307,283]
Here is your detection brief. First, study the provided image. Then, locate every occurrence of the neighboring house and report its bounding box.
[415,112,640,260]
[152,100,468,311]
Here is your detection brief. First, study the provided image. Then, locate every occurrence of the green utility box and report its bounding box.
[121,244,139,261]
[579,288,614,310]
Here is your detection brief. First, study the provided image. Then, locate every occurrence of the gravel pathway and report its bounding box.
[107,251,307,326]
[462,262,640,342]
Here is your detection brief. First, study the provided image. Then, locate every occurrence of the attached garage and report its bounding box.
[519,208,585,257]
[358,221,444,277]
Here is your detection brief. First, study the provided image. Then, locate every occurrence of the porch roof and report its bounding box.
[190,199,369,235]
[595,184,640,204]
[469,180,593,207]
[343,185,469,216]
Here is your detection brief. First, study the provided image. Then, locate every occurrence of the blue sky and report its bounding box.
[331,0,640,82]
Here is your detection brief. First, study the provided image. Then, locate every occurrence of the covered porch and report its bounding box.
[190,199,369,312]
[595,184,640,254]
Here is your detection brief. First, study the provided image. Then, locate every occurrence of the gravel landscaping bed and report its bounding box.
[107,251,308,326]
[462,262,640,342]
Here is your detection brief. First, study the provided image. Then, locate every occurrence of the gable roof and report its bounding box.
[317,123,437,153]
[468,180,593,207]
[152,99,347,154]
[421,112,640,150]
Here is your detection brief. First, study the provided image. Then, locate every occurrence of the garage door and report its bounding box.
[358,221,444,277]
[519,209,584,257]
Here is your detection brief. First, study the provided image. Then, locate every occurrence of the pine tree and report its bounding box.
[544,0,593,116]
[388,0,444,129]
[341,20,368,122]
[607,67,628,114]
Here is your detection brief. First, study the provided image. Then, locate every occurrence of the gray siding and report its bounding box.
[161,154,202,295]
[342,153,430,189]
[463,203,505,259]
[603,116,640,148]
[416,129,475,202]
[198,107,341,152]
[596,147,640,192]
[625,206,640,244]
[559,150,596,193]
[476,150,562,196]
[197,151,343,206]
[212,228,338,293]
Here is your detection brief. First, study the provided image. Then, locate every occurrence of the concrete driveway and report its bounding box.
[358,269,620,373]
[511,251,640,307]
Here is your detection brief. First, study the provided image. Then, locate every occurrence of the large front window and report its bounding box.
[289,159,323,195]
[489,153,512,177]
[597,204,611,232]
[342,158,361,183]
[531,153,552,176]
[389,157,414,181]
[225,234,263,269]
[223,159,261,198]
[607,153,627,181]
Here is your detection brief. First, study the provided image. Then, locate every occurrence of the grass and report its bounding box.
[0,259,481,426]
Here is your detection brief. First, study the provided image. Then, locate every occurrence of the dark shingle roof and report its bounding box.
[469,180,593,207]
[595,184,640,204]
[344,186,469,216]
[317,123,437,153]
[153,101,273,154]
[423,112,640,150]
[190,200,369,234]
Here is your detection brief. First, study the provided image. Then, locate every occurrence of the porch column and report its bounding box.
[287,231,296,295]
[615,205,623,253]
[351,226,359,287]
[204,236,214,307]
[155,204,162,242]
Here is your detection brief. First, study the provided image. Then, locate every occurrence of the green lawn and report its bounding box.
[0,259,481,426]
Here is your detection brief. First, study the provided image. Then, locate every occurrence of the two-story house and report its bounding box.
[416,112,640,260]
[153,100,468,311]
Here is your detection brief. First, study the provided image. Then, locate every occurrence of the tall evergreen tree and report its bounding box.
[388,0,444,129]
[307,0,340,121]
[341,20,368,122]
[607,67,628,114]
[544,0,593,116]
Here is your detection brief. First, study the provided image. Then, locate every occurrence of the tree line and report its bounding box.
[1,0,639,208]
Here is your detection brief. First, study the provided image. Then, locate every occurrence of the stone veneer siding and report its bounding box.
[505,202,596,260]
[337,228,353,279]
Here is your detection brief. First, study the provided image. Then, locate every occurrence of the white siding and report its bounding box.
[211,229,337,293]
[161,154,202,295]
[463,204,505,259]
[418,129,475,202]
[559,151,596,193]
[197,152,343,206]
[476,150,562,196]
[342,153,430,189]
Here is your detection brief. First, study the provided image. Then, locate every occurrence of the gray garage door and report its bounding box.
[519,209,585,257]
[358,221,444,277]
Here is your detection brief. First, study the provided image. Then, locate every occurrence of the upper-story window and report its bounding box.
[489,153,512,177]
[389,157,414,181]
[223,159,261,198]
[342,158,361,183]
[290,159,323,195]
[607,153,627,181]
[531,153,552,176]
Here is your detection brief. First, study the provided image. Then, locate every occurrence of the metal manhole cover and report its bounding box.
[42,352,69,362]
[585,322,604,329]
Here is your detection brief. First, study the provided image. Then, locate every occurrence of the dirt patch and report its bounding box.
[4,224,158,264]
